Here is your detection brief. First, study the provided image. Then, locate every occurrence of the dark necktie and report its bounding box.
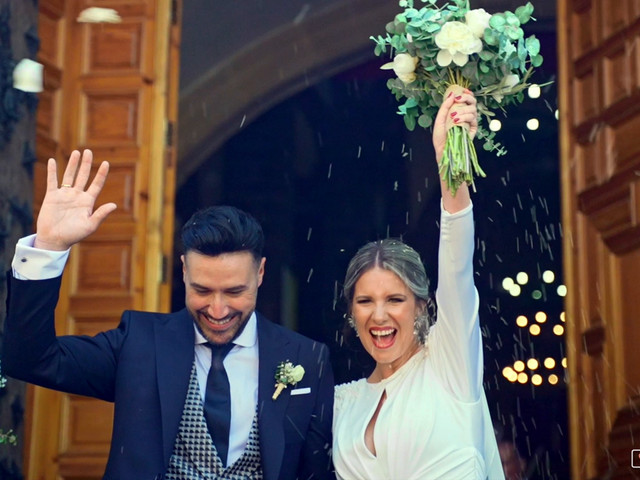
[204,342,234,466]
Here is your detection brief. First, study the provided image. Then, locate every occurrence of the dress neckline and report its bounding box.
[365,346,427,387]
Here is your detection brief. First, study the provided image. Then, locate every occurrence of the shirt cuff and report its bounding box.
[12,234,70,280]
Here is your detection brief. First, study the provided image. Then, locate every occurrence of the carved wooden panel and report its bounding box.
[560,0,640,478]
[82,91,141,146]
[87,23,145,73]
[25,0,181,479]
[75,241,133,292]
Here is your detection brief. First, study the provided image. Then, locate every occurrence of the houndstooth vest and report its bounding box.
[165,362,263,480]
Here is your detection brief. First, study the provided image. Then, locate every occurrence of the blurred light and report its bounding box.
[555,109,559,120]
[527,84,541,98]
[532,290,542,300]
[509,284,522,297]
[517,372,529,384]
[526,118,539,130]
[513,360,525,372]
[529,324,541,336]
[489,119,502,131]
[535,311,547,323]
[542,270,555,283]
[527,358,539,370]
[561,357,568,368]
[544,357,556,369]
[560,312,566,322]
[502,277,514,290]
[553,325,565,336]
[516,315,528,328]
[502,366,518,382]
[516,272,529,284]
[532,374,543,386]
[557,285,567,297]
[548,374,559,385]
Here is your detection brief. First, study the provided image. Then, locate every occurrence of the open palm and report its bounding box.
[35,150,117,251]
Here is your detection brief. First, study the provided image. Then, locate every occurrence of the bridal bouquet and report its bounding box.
[371,0,544,194]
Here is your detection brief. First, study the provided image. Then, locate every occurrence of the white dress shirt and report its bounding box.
[12,234,260,467]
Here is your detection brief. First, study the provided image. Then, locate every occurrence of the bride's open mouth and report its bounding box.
[370,327,397,349]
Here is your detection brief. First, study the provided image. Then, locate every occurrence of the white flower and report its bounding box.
[380,53,419,84]
[465,8,492,39]
[290,365,305,382]
[435,21,483,67]
[492,74,520,102]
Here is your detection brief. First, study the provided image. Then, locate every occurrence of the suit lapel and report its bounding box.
[155,308,195,465]
[257,315,298,480]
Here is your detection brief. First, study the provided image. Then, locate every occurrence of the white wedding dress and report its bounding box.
[332,203,504,480]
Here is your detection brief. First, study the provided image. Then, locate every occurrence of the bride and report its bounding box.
[332,91,505,480]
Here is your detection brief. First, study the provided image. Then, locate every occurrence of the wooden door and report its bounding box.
[27,0,180,478]
[558,0,640,478]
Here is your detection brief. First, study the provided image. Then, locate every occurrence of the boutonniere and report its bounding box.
[272,361,305,400]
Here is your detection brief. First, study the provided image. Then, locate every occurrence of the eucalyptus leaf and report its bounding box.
[418,114,433,128]
[525,35,540,57]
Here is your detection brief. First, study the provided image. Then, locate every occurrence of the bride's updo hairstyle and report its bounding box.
[343,238,432,344]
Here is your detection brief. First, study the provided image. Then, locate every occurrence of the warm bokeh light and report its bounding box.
[560,311,565,322]
[526,118,539,130]
[561,357,568,368]
[557,285,567,297]
[529,324,541,336]
[553,325,565,336]
[489,119,502,132]
[527,358,539,370]
[528,84,541,98]
[517,372,529,384]
[548,374,559,385]
[535,311,547,323]
[513,360,525,372]
[532,374,543,386]
[542,270,555,283]
[509,284,522,297]
[502,277,514,290]
[502,366,518,382]
[544,357,556,369]
[516,315,528,328]
[516,272,529,284]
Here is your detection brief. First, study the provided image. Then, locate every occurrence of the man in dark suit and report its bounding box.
[3,150,334,479]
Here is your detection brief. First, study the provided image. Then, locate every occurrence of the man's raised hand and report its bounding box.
[34,149,117,251]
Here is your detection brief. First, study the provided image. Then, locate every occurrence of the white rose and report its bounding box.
[503,74,520,88]
[380,53,419,84]
[492,74,520,102]
[465,8,492,38]
[290,365,305,382]
[435,21,483,67]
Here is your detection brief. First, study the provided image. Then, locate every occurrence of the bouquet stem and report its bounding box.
[439,84,486,195]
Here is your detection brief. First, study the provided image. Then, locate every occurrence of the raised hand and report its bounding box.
[432,88,478,163]
[432,89,478,212]
[34,150,117,251]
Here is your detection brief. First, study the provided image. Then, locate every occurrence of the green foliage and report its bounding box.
[0,361,17,446]
[371,0,545,155]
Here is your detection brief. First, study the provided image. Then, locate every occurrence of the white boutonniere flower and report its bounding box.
[272,361,305,400]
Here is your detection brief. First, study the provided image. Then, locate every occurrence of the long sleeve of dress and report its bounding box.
[430,201,483,402]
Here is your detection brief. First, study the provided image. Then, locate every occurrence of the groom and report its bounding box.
[2,150,334,479]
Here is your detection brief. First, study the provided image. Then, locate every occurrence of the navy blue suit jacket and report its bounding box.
[3,275,334,480]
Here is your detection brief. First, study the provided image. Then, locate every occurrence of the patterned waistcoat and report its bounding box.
[165,363,263,480]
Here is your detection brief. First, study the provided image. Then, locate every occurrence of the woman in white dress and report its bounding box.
[332,92,505,480]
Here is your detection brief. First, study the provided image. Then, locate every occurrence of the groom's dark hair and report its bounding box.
[181,205,264,263]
